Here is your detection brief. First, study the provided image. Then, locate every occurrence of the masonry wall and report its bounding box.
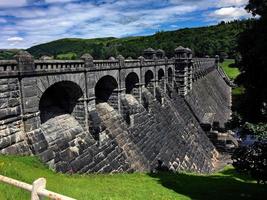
[185,69,231,127]
[0,55,231,174]
[0,77,30,154]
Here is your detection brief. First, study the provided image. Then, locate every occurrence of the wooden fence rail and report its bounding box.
[0,175,76,200]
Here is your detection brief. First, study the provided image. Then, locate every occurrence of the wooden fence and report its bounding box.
[0,175,76,200]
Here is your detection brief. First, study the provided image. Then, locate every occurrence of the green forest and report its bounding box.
[0,20,252,60]
[22,19,250,60]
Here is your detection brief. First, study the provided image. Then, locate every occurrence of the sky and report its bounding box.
[0,0,253,49]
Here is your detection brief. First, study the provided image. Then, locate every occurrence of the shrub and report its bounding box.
[232,140,267,184]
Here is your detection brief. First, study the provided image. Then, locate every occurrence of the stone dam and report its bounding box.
[0,47,231,173]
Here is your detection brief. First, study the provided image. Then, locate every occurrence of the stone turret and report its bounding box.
[156,49,165,59]
[174,46,192,96]
[143,48,156,59]
[81,53,94,68]
[185,48,193,91]
[109,56,116,61]
[14,51,34,73]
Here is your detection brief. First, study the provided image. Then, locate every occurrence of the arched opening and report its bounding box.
[39,81,83,124]
[168,68,173,84]
[95,75,118,104]
[125,72,139,94]
[145,70,154,87]
[158,69,165,81]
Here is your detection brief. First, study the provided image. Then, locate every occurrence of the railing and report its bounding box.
[93,60,119,69]
[34,60,84,71]
[0,175,76,200]
[0,60,18,72]
[143,59,154,66]
[0,57,215,74]
[125,60,140,67]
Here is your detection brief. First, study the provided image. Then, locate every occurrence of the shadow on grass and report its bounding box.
[229,63,236,68]
[148,169,267,200]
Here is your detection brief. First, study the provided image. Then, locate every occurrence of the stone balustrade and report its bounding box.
[34,60,85,71]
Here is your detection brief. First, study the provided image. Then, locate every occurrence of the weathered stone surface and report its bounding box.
[0,55,230,174]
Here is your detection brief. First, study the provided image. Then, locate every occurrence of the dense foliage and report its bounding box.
[232,140,267,184]
[0,49,20,60]
[237,0,267,122]
[26,20,249,59]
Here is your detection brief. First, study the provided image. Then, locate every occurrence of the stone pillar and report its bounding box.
[138,56,145,102]
[215,55,219,69]
[14,51,40,132]
[81,53,94,132]
[174,46,189,97]
[163,76,167,93]
[117,55,126,115]
[135,83,144,103]
[151,79,156,98]
[186,48,193,92]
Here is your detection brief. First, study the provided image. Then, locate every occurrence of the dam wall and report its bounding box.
[0,47,231,173]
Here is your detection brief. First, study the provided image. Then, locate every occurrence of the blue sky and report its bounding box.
[0,0,253,49]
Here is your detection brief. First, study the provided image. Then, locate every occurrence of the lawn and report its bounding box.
[0,155,266,200]
[220,59,241,80]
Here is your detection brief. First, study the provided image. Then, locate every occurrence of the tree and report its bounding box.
[237,0,267,122]
[232,140,267,184]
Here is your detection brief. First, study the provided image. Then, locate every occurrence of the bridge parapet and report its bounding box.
[93,60,120,69]
[0,60,18,71]
[125,60,140,67]
[192,58,216,80]
[0,51,217,84]
[34,60,85,71]
[0,60,19,78]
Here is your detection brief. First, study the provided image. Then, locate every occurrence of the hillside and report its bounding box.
[26,20,252,60]
[0,49,21,60]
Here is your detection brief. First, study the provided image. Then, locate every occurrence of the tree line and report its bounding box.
[25,20,250,60]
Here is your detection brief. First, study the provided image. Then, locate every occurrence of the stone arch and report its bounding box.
[39,81,83,124]
[125,72,139,94]
[168,67,173,84]
[145,70,154,87]
[36,74,86,101]
[158,68,165,81]
[95,75,118,104]
[94,70,119,86]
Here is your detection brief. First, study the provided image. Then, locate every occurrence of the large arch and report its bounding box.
[168,67,173,84]
[125,72,139,94]
[39,81,83,123]
[158,69,165,81]
[145,70,154,87]
[95,75,118,104]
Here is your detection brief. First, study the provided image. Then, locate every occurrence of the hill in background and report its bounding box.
[0,20,251,60]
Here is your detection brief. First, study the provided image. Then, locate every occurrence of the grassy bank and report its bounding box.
[0,155,266,200]
[219,59,241,80]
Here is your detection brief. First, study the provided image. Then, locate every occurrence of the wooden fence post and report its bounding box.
[31,178,46,200]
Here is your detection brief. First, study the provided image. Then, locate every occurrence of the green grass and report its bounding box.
[220,59,241,80]
[0,156,266,200]
[56,52,77,60]
[232,86,245,96]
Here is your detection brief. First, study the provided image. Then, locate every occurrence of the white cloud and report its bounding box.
[209,6,251,21]
[7,37,24,42]
[0,0,26,8]
[218,0,248,7]
[0,0,252,49]
[0,18,7,23]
